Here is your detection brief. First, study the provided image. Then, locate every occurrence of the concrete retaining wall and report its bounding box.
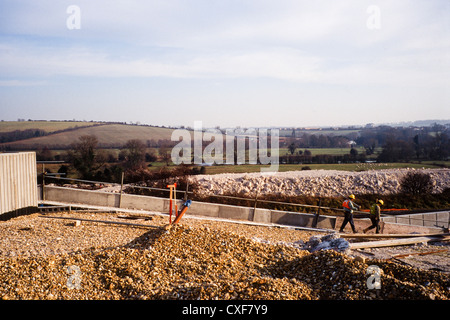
[41,186,444,233]
[382,211,449,229]
[42,186,336,229]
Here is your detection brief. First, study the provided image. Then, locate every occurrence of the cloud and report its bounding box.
[0,1,448,87]
[0,80,47,87]
[1,38,447,90]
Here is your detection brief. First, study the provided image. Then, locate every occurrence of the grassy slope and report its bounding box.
[199,162,448,175]
[279,147,369,156]
[2,123,175,147]
[0,121,101,133]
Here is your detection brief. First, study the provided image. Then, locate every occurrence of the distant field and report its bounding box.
[279,147,365,156]
[280,129,360,137]
[0,121,101,133]
[199,162,447,174]
[1,123,176,148]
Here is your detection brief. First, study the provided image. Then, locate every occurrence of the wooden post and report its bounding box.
[119,172,124,208]
[174,182,178,216]
[312,198,322,228]
[167,183,177,224]
[184,180,189,202]
[252,192,258,221]
[42,172,46,202]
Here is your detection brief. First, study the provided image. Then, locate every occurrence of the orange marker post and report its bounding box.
[167,183,177,224]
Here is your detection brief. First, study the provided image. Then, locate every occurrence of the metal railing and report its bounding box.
[388,213,449,229]
[42,174,450,229]
[42,174,344,212]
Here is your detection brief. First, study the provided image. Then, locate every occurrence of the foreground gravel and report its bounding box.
[0,212,449,300]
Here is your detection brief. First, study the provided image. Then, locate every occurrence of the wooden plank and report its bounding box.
[117,214,153,220]
[390,249,448,259]
[350,235,449,249]
[341,232,447,239]
[39,215,160,229]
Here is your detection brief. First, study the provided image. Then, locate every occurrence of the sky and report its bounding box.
[0,0,449,128]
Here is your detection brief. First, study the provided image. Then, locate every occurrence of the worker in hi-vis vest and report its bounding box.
[339,194,360,233]
[363,199,384,234]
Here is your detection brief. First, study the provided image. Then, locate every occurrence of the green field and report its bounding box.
[189,162,449,175]
[280,147,367,155]
[279,128,360,137]
[1,122,176,148]
[0,120,101,133]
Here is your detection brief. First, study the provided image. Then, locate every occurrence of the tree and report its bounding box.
[145,152,157,162]
[37,146,53,161]
[288,142,297,155]
[430,132,450,160]
[317,134,330,148]
[363,138,377,155]
[67,135,104,179]
[160,147,172,166]
[377,138,414,162]
[400,172,434,195]
[349,147,358,161]
[123,139,146,170]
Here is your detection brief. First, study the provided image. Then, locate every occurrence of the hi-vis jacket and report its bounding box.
[370,203,381,220]
[342,199,358,212]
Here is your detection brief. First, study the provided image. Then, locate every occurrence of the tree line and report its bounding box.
[0,129,47,143]
[37,123,450,184]
[280,148,366,165]
[45,135,202,184]
[284,123,450,163]
[371,125,450,162]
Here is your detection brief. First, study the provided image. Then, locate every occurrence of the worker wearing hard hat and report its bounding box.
[339,194,360,233]
[363,199,384,234]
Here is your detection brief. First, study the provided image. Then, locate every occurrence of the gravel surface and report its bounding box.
[0,212,449,300]
[0,212,318,258]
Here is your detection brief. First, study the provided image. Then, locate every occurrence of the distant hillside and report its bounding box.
[384,119,450,127]
[0,122,176,150]
[0,120,101,133]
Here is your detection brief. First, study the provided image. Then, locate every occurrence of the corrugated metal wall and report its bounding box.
[0,152,37,216]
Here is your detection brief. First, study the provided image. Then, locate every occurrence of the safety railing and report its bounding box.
[388,213,449,229]
[41,174,449,228]
[41,174,343,213]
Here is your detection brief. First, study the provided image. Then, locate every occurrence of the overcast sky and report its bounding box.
[0,0,449,128]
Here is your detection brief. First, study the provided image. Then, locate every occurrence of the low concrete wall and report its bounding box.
[42,186,336,229]
[382,211,449,229]
[336,217,441,234]
[41,186,444,233]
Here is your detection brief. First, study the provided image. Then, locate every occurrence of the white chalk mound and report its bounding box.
[192,168,450,198]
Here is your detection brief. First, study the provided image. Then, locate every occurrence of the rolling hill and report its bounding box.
[0,120,101,133]
[0,122,176,149]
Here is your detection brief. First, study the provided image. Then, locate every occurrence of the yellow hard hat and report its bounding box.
[377,199,384,205]
[349,194,355,199]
